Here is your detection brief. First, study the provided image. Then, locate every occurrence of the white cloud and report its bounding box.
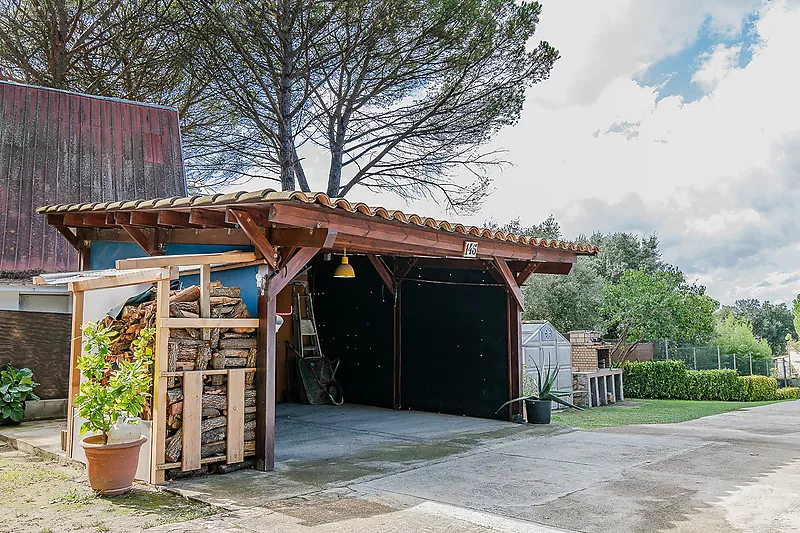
[691,43,743,92]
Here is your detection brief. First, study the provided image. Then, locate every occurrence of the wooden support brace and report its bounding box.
[493,258,524,310]
[120,225,160,256]
[516,262,540,286]
[55,226,80,251]
[228,209,278,269]
[268,247,320,300]
[368,255,395,295]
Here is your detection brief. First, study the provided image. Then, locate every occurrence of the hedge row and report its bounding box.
[622,361,789,402]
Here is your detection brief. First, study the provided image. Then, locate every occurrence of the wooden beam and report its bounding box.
[413,257,493,271]
[256,265,277,471]
[120,225,159,256]
[229,209,278,269]
[368,255,395,295]
[268,247,319,300]
[189,208,234,228]
[269,202,580,263]
[54,226,80,251]
[160,318,260,329]
[88,228,254,247]
[267,227,331,248]
[493,258,524,310]
[68,266,177,292]
[116,251,256,270]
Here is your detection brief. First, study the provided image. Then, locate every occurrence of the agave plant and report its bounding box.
[496,359,582,413]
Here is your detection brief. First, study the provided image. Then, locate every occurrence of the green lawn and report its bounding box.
[550,398,781,429]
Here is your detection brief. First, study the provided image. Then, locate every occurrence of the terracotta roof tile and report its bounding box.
[38,188,599,254]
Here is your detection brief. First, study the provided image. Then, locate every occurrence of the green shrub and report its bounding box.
[622,360,687,399]
[774,387,800,400]
[684,369,744,401]
[741,375,778,401]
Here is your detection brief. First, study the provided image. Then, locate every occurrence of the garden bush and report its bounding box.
[741,375,778,401]
[684,369,744,401]
[622,360,782,402]
[622,360,687,399]
[774,387,800,400]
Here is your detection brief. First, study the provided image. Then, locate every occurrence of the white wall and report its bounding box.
[70,282,154,482]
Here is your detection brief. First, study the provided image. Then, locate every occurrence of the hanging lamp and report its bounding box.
[334,248,356,278]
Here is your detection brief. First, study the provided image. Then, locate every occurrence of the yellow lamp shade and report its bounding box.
[334,250,355,278]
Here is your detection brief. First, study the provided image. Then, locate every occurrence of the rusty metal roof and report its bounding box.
[1,81,186,272]
[38,189,599,255]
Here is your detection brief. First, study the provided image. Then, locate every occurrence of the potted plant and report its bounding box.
[75,322,154,495]
[0,364,39,424]
[497,361,581,424]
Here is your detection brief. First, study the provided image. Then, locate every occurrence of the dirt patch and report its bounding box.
[0,444,218,533]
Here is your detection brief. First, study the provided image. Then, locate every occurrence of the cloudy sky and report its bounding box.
[249,0,800,306]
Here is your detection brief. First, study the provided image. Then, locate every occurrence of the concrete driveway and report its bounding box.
[159,401,800,533]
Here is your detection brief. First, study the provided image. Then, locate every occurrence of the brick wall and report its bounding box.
[569,330,600,372]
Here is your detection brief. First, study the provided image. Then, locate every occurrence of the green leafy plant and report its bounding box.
[74,323,154,444]
[774,387,800,400]
[496,361,582,412]
[741,375,778,402]
[0,364,40,423]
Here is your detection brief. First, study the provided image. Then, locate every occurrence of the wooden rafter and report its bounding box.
[368,255,395,295]
[228,209,278,269]
[393,258,417,281]
[189,208,234,228]
[493,258,524,310]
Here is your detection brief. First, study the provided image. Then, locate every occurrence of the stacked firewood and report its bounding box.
[103,281,258,467]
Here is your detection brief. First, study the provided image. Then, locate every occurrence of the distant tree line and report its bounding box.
[488,216,798,359]
[0,0,558,208]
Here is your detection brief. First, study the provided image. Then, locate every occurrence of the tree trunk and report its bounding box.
[277,0,295,191]
[293,145,310,192]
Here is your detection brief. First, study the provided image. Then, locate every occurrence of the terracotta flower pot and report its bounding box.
[80,435,147,496]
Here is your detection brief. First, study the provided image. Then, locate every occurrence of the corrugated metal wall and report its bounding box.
[0,81,186,272]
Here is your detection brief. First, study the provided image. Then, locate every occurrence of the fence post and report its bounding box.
[717,345,721,369]
[693,347,697,370]
[665,339,669,360]
[749,353,753,375]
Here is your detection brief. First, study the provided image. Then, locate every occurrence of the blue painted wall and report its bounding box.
[89,241,258,315]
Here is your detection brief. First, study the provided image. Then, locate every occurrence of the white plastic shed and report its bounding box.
[521,320,573,409]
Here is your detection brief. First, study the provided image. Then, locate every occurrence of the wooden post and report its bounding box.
[507,296,522,419]
[151,279,171,483]
[256,265,278,471]
[393,281,402,409]
[66,290,84,456]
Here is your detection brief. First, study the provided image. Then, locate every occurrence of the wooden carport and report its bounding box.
[38,189,598,476]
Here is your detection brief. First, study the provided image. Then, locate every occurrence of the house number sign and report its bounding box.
[462,241,478,257]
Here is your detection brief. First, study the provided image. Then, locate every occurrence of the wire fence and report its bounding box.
[652,342,774,376]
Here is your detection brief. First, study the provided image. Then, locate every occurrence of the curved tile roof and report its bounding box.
[38,189,600,255]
